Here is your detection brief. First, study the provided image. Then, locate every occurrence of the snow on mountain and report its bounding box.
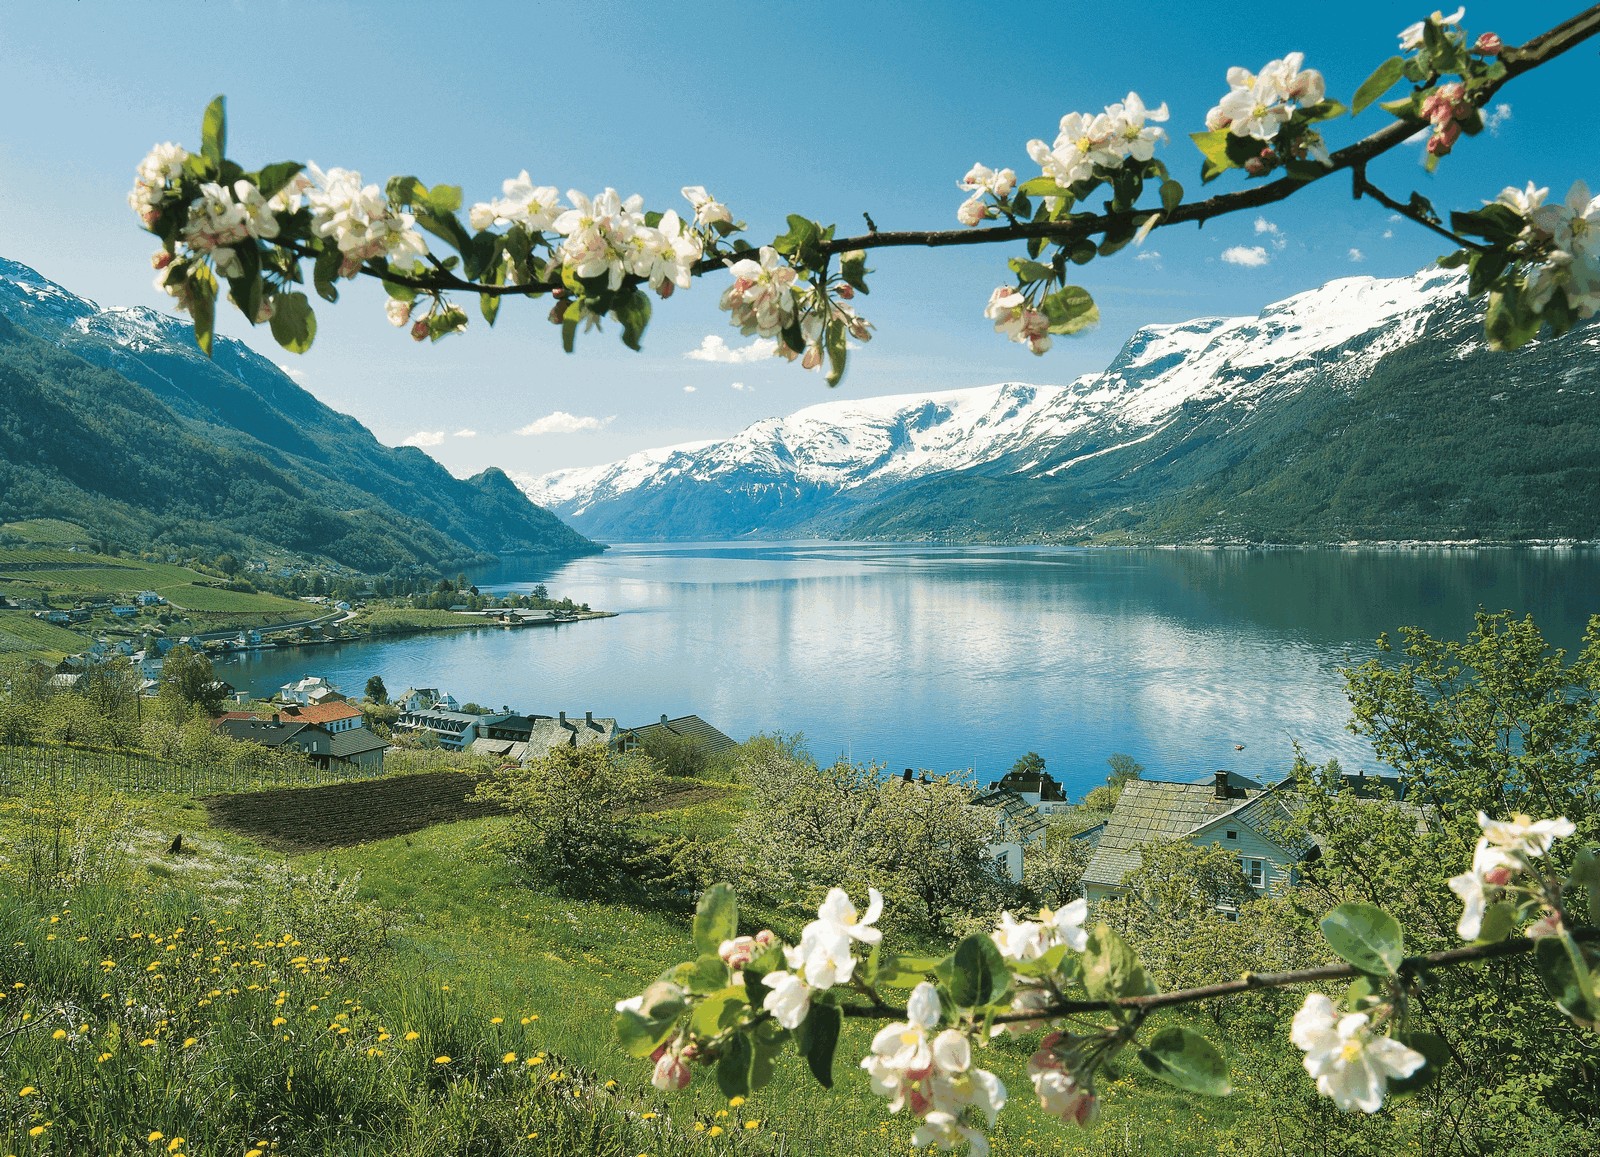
[519,266,1470,541]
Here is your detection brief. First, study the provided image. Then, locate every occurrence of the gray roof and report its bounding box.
[524,715,618,759]
[218,718,328,754]
[626,715,739,756]
[971,787,1048,842]
[1081,773,1270,889]
[328,726,388,758]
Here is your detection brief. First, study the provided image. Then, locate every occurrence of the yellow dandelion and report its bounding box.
[502,1052,517,1064]
[182,1038,197,1048]
[693,1122,706,1133]
[52,1029,67,1040]
[247,1151,264,1157]
[728,1095,745,1107]
[272,1017,287,1027]
[641,1112,657,1120]
[715,1109,728,1119]
[18,1087,35,1097]
[708,1125,724,1137]
[147,1131,164,1143]
[167,1140,184,1153]
[745,1120,760,1130]
[490,1016,503,1025]
[97,1053,112,1063]
[404,1031,420,1041]
[605,1079,617,1088]
[434,1055,451,1065]
[28,1125,46,1138]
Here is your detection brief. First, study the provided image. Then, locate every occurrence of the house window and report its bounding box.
[1225,830,1237,840]
[1244,858,1265,889]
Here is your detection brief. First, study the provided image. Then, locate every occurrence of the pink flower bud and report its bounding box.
[652,1050,691,1091]
[1525,913,1564,940]
[151,250,174,271]
[386,299,412,327]
[548,302,567,325]
[1244,157,1269,177]
[719,936,758,970]
[1483,864,1513,887]
[656,280,675,300]
[835,283,854,300]
[411,319,430,341]
[1474,32,1503,55]
[754,929,777,948]
[801,345,823,370]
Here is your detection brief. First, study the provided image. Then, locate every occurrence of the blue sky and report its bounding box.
[1,1,1593,478]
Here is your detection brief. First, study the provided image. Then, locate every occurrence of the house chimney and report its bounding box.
[271,712,280,724]
[1214,770,1230,801]
[586,710,593,726]
[559,710,567,725]
[903,769,914,781]
[661,714,669,726]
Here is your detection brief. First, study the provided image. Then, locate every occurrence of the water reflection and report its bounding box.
[226,545,1600,799]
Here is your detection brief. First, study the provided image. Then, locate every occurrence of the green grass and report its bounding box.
[0,612,86,656]
[0,763,1289,1157]
[359,608,483,634]
[0,519,93,546]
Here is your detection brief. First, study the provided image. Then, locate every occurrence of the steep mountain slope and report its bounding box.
[0,258,598,569]
[521,269,1600,543]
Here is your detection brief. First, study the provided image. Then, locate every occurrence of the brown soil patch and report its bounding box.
[205,771,504,853]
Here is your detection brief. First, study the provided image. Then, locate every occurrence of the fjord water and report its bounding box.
[226,544,1600,799]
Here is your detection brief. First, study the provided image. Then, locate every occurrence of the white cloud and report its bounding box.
[1220,245,1270,268]
[1382,229,1395,240]
[1348,248,1365,263]
[453,428,477,438]
[683,385,698,393]
[276,363,307,383]
[516,411,616,436]
[1485,102,1512,135]
[1135,250,1162,265]
[731,381,750,391]
[400,430,446,448]
[1254,217,1280,236]
[685,335,779,363]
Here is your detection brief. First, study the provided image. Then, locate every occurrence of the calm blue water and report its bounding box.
[222,544,1600,799]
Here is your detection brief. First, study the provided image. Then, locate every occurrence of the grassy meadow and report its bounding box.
[0,750,1341,1157]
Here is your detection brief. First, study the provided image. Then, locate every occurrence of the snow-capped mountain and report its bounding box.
[518,265,1600,544]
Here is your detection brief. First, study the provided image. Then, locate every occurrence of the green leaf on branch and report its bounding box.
[313,245,342,304]
[269,292,316,354]
[1535,936,1600,1029]
[693,882,738,956]
[256,161,305,201]
[840,250,870,294]
[825,319,847,387]
[480,292,501,326]
[615,289,653,353]
[874,952,942,988]
[1138,1026,1232,1096]
[1353,57,1407,115]
[1299,99,1346,123]
[561,303,581,353]
[1018,176,1069,199]
[425,184,463,214]
[1474,900,1518,944]
[200,95,226,169]
[689,986,747,1038]
[1321,903,1404,975]
[716,1031,753,1098]
[1190,130,1236,183]
[796,1002,841,1088]
[749,1019,786,1092]
[679,953,731,995]
[1485,286,1542,351]
[1041,286,1098,335]
[614,980,686,1058]
[947,933,1010,1009]
[1160,179,1184,213]
[1380,94,1423,121]
[1081,924,1155,1001]
[1008,258,1053,284]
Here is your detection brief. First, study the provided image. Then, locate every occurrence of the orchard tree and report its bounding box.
[128,8,1599,386]
[122,5,1600,1153]
[363,674,388,704]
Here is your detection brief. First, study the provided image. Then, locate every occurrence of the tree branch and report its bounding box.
[837,927,1598,1021]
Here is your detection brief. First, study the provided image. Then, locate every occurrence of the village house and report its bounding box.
[394,706,488,750]
[398,687,459,714]
[277,675,346,706]
[468,710,620,763]
[619,714,739,759]
[1079,771,1309,905]
[217,712,388,772]
[985,766,1075,817]
[277,700,365,734]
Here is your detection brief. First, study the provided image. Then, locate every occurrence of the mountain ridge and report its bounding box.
[518,267,1600,544]
[0,257,600,571]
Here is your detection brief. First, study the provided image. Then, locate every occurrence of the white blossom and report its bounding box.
[990,899,1088,962]
[305,165,428,278]
[469,171,562,233]
[759,970,810,1029]
[386,298,413,327]
[681,185,733,228]
[959,164,1017,199]
[1207,54,1326,143]
[861,982,1006,1144]
[1290,994,1425,1112]
[628,209,703,295]
[1103,92,1170,162]
[1477,809,1578,859]
[128,142,190,226]
[1028,1040,1098,1126]
[720,246,799,341]
[1495,181,1549,220]
[1446,837,1517,939]
[983,287,1052,355]
[1531,181,1600,262]
[1400,7,1466,51]
[910,1111,989,1156]
[553,187,647,291]
[182,182,252,253]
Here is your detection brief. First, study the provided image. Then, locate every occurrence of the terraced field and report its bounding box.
[205,770,507,852]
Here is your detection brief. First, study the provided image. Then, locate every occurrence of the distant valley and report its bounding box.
[520,268,1600,545]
